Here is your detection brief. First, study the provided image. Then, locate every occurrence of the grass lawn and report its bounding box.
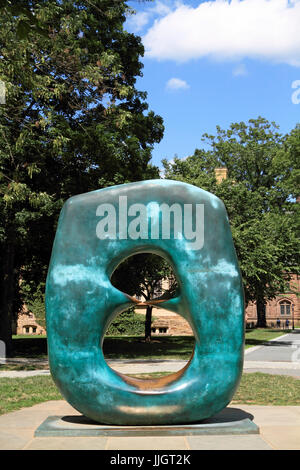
[244,328,290,349]
[231,373,300,405]
[0,376,62,415]
[103,336,195,360]
[12,335,47,339]
[0,363,48,371]
[0,372,299,416]
[0,329,291,371]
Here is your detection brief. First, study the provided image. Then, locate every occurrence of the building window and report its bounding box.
[151,328,157,334]
[159,327,168,334]
[280,301,291,315]
[23,325,37,334]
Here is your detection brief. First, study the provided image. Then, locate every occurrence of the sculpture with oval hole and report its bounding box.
[45,179,244,425]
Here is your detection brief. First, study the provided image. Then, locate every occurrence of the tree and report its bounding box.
[0,1,49,39]
[111,253,178,341]
[163,117,300,327]
[0,0,164,355]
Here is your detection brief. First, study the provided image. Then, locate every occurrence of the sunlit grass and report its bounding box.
[1,371,299,416]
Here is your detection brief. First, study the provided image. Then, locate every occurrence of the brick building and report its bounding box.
[15,275,299,337]
[245,274,300,329]
[135,305,193,336]
[134,273,300,336]
[13,307,46,336]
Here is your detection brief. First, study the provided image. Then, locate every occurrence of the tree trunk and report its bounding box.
[0,242,16,357]
[145,305,153,342]
[256,297,267,328]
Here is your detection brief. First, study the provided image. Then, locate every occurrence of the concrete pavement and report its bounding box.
[2,360,300,378]
[0,359,187,378]
[243,330,300,378]
[0,400,300,450]
[244,330,300,362]
[1,332,300,450]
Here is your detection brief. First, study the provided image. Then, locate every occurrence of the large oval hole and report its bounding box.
[103,253,195,380]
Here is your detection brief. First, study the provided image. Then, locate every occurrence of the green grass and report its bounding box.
[244,329,290,349]
[126,371,300,406]
[103,335,195,360]
[0,372,299,416]
[103,329,291,358]
[2,329,292,370]
[232,372,300,405]
[0,376,62,415]
[1,330,296,414]
[0,363,48,371]
[12,335,47,339]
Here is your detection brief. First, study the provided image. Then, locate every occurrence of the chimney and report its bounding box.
[214,167,228,184]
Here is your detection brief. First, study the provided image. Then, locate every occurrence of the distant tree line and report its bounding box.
[162,118,300,327]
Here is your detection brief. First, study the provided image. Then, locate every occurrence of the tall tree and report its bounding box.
[163,117,300,327]
[0,0,164,355]
[111,253,178,341]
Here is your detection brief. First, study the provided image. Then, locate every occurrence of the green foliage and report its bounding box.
[111,253,178,341]
[22,283,46,329]
[111,253,178,301]
[105,307,145,336]
[0,0,164,352]
[0,1,49,39]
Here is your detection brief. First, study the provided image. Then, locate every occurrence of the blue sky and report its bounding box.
[125,0,300,168]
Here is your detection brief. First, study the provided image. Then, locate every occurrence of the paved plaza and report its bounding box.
[0,400,300,450]
[0,331,300,450]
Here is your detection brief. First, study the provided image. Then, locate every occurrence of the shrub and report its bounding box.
[106,308,145,336]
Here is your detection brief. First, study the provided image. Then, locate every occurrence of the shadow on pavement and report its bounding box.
[61,407,254,427]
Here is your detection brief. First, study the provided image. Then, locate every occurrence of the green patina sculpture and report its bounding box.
[45,179,244,425]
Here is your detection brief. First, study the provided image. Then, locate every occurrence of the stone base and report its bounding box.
[34,408,259,437]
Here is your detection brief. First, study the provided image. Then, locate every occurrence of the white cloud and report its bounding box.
[233,64,248,77]
[127,11,150,32]
[126,1,172,33]
[143,0,300,67]
[166,77,190,90]
[151,1,172,17]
